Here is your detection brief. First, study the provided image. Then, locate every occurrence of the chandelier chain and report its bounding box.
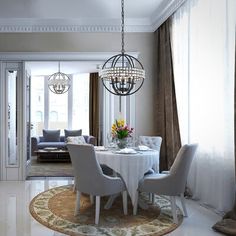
[121,0,125,54]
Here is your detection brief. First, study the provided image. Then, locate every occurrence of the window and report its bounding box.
[49,111,58,122]
[72,73,89,135]
[31,76,44,136]
[49,91,68,132]
[35,111,43,122]
[31,73,90,136]
[171,0,235,212]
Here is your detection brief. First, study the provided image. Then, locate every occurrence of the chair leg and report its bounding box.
[73,177,77,192]
[152,193,155,204]
[90,195,94,205]
[122,191,128,215]
[170,196,178,224]
[180,193,188,217]
[149,193,152,202]
[104,194,118,209]
[74,191,80,216]
[133,191,139,215]
[95,196,100,225]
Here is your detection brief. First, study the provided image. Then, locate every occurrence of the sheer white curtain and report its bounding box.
[172,0,235,212]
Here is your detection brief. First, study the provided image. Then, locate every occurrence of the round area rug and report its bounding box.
[29,185,183,236]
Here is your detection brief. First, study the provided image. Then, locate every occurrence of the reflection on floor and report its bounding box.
[0,178,223,236]
[27,157,73,178]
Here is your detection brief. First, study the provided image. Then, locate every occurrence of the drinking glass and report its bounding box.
[106,133,116,149]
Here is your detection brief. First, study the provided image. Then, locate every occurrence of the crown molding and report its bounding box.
[0,52,140,61]
[151,0,186,30]
[0,0,185,33]
[0,18,153,33]
[0,18,119,33]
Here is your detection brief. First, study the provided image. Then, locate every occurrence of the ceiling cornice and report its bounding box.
[151,0,186,30]
[0,18,153,33]
[0,0,186,33]
[0,52,140,61]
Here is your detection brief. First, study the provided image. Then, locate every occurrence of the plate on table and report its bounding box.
[115,148,137,154]
[135,145,153,151]
[44,147,58,151]
[94,146,108,151]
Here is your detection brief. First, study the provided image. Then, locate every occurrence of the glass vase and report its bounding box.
[116,138,128,149]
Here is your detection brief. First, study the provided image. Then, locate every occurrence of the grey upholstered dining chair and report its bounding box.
[139,136,162,151]
[139,136,162,174]
[139,136,162,202]
[133,143,198,224]
[67,143,127,225]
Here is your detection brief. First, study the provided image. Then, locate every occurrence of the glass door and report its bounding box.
[7,70,19,166]
[24,64,32,178]
[0,62,28,180]
[26,70,31,163]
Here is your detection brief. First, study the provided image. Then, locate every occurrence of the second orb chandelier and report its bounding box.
[48,62,71,94]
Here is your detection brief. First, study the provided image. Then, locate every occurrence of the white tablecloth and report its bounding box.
[96,150,159,205]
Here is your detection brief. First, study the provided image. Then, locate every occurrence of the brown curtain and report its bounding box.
[89,72,99,145]
[155,18,181,171]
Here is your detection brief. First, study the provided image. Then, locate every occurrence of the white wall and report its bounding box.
[0,32,156,136]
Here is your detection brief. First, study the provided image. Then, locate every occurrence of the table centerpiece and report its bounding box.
[111,119,134,149]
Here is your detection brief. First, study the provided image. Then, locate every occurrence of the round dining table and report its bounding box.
[95,148,159,206]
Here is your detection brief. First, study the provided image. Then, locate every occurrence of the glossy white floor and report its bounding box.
[0,178,224,236]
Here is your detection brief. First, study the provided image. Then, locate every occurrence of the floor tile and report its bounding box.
[0,179,224,236]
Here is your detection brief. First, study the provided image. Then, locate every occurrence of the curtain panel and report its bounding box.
[155,18,182,172]
[171,0,236,212]
[89,72,99,145]
[212,37,236,236]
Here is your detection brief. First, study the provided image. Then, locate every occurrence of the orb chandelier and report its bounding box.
[99,0,145,96]
[48,62,71,94]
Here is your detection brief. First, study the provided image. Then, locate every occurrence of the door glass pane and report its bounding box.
[7,70,18,165]
[26,73,31,161]
[31,76,44,136]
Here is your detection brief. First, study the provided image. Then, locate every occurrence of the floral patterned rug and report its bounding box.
[29,185,183,236]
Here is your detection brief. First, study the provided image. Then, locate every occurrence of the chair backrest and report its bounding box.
[169,143,198,193]
[67,144,104,195]
[139,136,162,151]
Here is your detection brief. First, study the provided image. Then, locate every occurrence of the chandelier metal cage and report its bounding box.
[48,62,71,94]
[99,0,145,96]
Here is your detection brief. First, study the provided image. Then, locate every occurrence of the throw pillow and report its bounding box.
[66,136,86,144]
[43,129,60,142]
[64,129,82,139]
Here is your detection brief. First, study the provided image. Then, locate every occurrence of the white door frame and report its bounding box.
[0,52,138,180]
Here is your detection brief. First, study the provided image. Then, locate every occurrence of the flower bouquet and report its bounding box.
[111,119,134,149]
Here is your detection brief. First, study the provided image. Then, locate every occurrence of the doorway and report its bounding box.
[26,61,94,179]
[0,53,136,181]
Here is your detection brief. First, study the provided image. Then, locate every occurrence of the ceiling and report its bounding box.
[6,0,186,74]
[0,0,186,32]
